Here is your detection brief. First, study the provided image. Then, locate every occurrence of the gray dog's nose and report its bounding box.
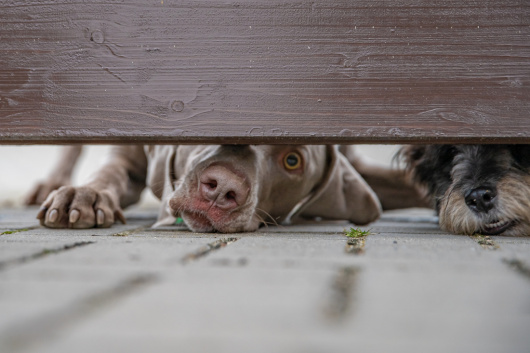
[465,187,496,213]
[199,165,249,210]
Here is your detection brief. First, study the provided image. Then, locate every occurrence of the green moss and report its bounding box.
[113,230,132,237]
[1,228,29,235]
[344,227,371,238]
[470,234,499,250]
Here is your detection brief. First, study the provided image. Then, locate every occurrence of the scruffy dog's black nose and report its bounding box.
[465,187,496,213]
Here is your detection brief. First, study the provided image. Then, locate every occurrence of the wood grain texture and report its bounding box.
[0,0,529,144]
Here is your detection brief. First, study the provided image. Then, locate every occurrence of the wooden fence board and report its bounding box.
[0,0,529,144]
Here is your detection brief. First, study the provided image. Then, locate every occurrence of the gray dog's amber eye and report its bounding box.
[283,152,302,170]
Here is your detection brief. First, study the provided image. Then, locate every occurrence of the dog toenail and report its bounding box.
[37,207,47,220]
[97,209,105,225]
[69,209,80,223]
[48,209,58,223]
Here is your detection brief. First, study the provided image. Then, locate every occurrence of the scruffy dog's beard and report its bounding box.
[438,173,530,236]
[402,145,530,237]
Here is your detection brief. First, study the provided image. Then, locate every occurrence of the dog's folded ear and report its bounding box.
[145,146,178,227]
[399,144,455,189]
[145,146,177,199]
[398,145,427,172]
[294,145,382,225]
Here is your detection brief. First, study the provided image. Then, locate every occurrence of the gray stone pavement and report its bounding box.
[0,206,529,353]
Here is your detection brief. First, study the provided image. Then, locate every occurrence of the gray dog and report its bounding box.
[35,145,409,233]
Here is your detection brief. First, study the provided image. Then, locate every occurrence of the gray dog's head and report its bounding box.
[148,145,381,233]
[401,144,530,236]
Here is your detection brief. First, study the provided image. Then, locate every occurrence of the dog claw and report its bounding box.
[37,207,47,220]
[48,209,58,223]
[69,209,80,224]
[96,209,105,226]
[115,210,126,224]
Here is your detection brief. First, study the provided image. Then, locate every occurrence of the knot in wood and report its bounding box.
[171,100,185,112]
[90,30,105,44]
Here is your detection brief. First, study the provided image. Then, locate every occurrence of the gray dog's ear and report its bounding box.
[145,146,177,199]
[294,145,382,225]
[145,146,178,227]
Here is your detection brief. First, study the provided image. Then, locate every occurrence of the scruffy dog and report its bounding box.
[401,144,530,236]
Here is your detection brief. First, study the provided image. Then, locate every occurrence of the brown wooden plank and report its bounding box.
[0,0,529,144]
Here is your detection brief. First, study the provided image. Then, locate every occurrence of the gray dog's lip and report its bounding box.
[181,210,215,232]
[480,219,517,236]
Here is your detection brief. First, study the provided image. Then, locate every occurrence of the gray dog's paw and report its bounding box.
[37,186,126,229]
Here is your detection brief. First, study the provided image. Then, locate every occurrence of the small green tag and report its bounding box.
[175,217,184,225]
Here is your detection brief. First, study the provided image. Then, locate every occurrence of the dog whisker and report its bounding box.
[255,207,279,227]
[253,213,269,229]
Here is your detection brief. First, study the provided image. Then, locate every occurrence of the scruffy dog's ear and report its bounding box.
[295,146,382,225]
[399,145,427,172]
[399,145,456,207]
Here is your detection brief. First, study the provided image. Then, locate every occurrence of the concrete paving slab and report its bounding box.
[0,206,528,353]
[491,236,530,262]
[22,248,530,353]
[0,223,153,266]
[0,236,217,351]
[7,266,350,352]
[344,263,530,353]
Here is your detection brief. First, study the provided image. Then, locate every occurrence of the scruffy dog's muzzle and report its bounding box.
[401,144,530,236]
